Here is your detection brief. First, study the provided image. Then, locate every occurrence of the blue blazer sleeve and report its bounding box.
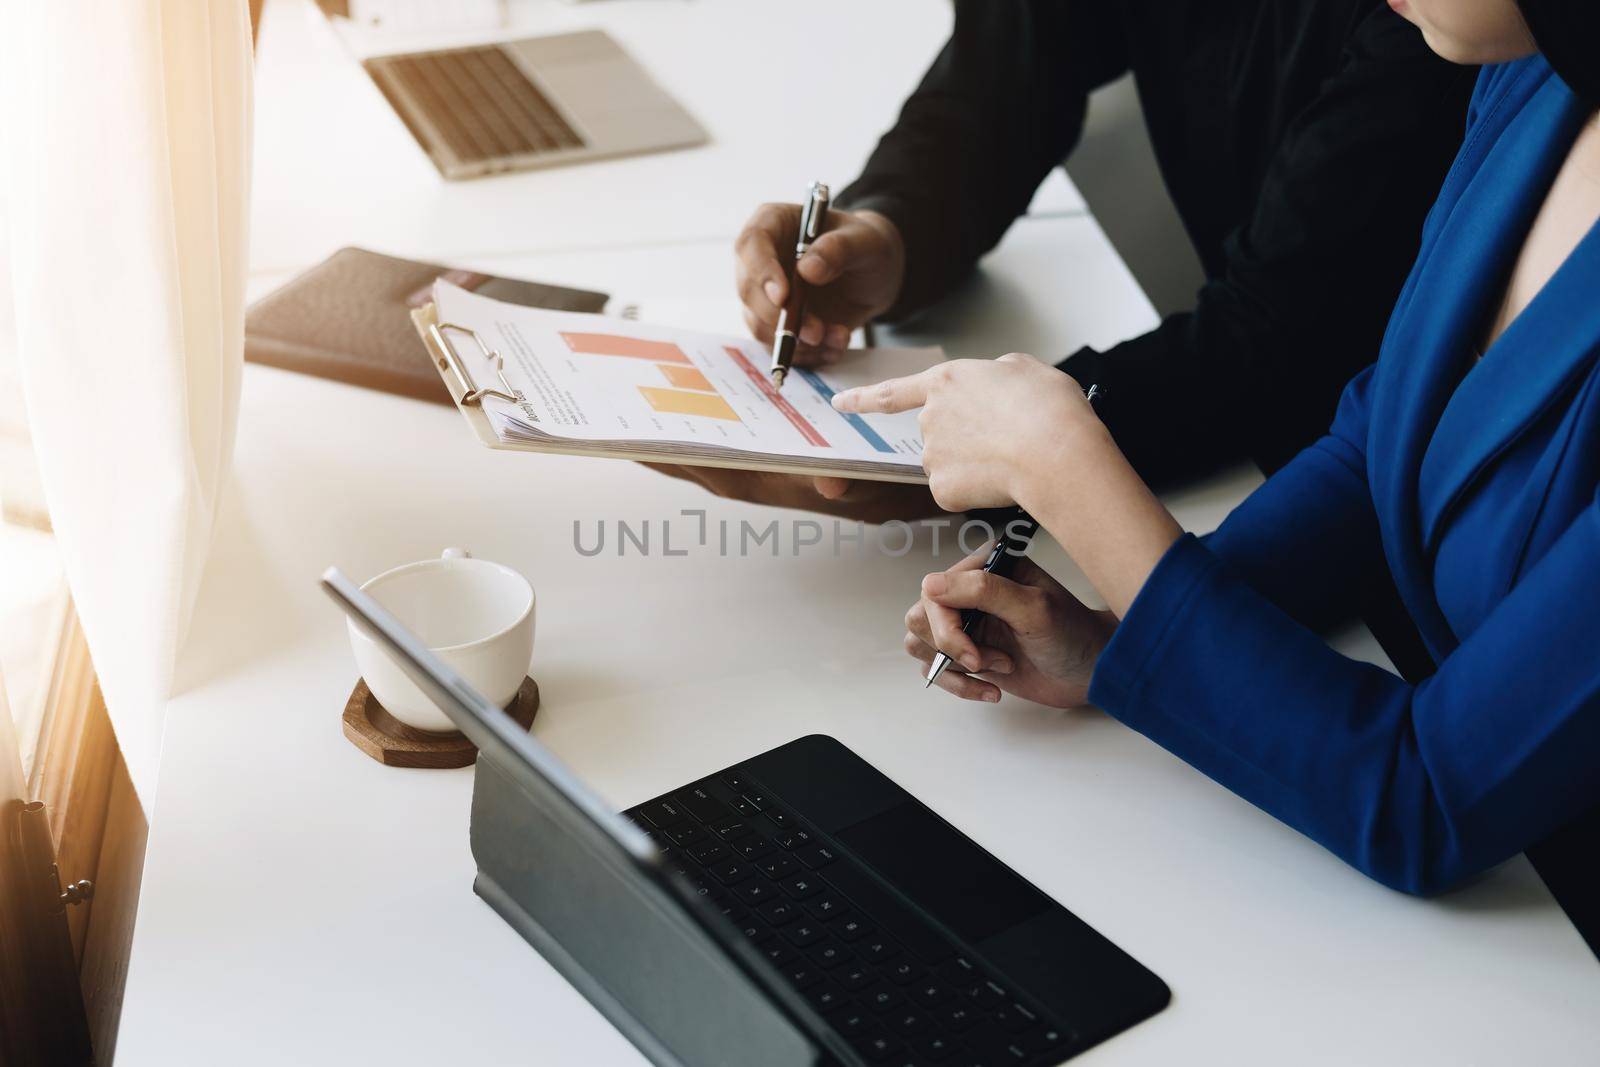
[1089,489,1600,895]
[1200,367,1387,633]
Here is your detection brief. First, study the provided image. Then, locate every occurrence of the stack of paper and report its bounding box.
[421,280,935,483]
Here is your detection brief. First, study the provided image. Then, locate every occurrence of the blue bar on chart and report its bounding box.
[796,368,895,454]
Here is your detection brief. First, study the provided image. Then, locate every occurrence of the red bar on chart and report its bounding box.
[561,332,691,364]
[725,347,829,448]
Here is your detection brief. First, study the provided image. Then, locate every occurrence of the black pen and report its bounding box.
[925,384,1104,689]
[769,181,830,390]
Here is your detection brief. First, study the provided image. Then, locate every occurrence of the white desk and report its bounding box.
[120,221,1600,1065]
[119,4,1600,1063]
[250,0,1084,274]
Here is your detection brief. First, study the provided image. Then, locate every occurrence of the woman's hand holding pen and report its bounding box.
[906,544,1115,705]
[734,204,905,365]
[834,354,1185,621]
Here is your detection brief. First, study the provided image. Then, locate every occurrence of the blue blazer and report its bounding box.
[1088,56,1600,894]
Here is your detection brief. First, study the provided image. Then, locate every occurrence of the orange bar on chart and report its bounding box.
[638,386,741,422]
[561,331,691,364]
[657,364,716,392]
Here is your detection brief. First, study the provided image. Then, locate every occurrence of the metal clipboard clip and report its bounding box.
[428,321,521,406]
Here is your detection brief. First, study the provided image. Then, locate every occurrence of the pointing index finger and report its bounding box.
[830,368,935,414]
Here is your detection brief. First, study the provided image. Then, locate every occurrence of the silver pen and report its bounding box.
[769,181,830,390]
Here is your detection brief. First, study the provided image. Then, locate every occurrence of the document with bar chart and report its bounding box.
[416,280,935,482]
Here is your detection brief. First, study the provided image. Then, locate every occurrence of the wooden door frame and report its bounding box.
[27,603,149,1065]
[1,664,95,1066]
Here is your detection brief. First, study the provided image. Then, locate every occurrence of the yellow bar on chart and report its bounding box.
[657,363,716,392]
[638,386,740,422]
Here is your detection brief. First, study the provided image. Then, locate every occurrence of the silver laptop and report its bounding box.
[363,30,708,179]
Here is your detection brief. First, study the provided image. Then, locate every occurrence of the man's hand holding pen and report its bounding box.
[645,190,930,517]
[736,201,906,369]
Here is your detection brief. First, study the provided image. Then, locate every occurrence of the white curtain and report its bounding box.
[2,2,253,800]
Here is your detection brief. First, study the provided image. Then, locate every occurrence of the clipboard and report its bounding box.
[411,301,930,484]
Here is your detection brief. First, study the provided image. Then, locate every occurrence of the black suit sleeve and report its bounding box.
[1060,12,1478,485]
[835,0,1129,318]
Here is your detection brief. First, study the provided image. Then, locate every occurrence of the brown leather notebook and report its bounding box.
[245,247,608,405]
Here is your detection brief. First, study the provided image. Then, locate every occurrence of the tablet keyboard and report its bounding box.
[625,773,1076,1067]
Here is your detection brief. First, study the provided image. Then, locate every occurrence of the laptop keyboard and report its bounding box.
[366,45,585,165]
[625,773,1076,1067]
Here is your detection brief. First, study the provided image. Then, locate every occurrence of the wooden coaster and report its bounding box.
[342,676,539,769]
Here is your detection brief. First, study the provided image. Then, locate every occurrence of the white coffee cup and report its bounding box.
[347,548,535,733]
